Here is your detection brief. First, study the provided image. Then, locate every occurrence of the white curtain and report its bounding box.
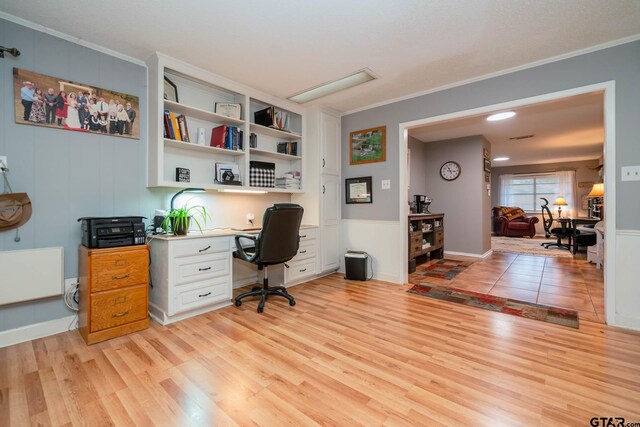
[499,174,515,206]
[556,170,577,218]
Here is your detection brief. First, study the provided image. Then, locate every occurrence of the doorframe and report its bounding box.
[398,81,616,325]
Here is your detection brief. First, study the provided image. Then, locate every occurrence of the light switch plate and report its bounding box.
[621,166,640,181]
[381,179,391,190]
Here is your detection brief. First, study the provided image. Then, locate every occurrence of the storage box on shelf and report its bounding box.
[147,53,304,193]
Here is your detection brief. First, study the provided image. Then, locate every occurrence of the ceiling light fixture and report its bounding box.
[487,111,516,121]
[493,157,510,161]
[288,69,376,104]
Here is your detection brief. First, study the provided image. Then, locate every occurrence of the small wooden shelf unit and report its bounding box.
[78,245,150,345]
[408,213,444,272]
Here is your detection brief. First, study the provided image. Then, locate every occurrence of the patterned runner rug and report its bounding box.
[492,236,572,257]
[407,284,579,328]
[413,259,473,280]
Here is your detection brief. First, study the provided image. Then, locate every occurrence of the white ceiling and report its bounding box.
[1,1,639,113]
[408,91,604,166]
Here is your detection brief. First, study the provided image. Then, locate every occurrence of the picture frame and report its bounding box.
[483,148,490,159]
[345,176,372,204]
[350,126,386,165]
[163,76,178,103]
[215,102,241,120]
[483,158,491,173]
[485,173,490,182]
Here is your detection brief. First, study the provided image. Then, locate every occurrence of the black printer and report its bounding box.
[78,216,146,248]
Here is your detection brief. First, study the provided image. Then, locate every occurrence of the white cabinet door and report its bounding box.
[321,174,340,271]
[321,112,340,176]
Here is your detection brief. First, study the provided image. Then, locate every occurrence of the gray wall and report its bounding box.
[411,135,490,254]
[341,40,640,232]
[491,159,601,234]
[407,135,427,199]
[0,18,158,331]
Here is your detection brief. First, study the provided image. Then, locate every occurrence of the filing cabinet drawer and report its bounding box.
[91,248,148,292]
[90,285,148,332]
[174,252,230,285]
[286,259,316,283]
[290,239,316,263]
[298,228,317,241]
[173,237,230,259]
[174,276,231,314]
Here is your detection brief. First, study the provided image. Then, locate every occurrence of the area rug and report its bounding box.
[414,259,473,280]
[407,284,579,328]
[492,236,572,258]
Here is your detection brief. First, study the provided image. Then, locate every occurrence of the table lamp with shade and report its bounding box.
[553,196,568,218]
[587,182,604,219]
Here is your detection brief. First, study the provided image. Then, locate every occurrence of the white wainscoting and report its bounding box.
[341,219,403,284]
[614,230,640,331]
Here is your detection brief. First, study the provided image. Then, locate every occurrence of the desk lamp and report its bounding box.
[170,188,206,211]
[553,196,568,218]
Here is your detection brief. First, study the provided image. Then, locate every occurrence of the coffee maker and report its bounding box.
[414,195,431,214]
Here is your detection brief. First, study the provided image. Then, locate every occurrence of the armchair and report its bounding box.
[492,206,539,238]
[233,203,304,313]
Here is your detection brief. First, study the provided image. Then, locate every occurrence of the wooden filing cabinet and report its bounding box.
[78,245,149,345]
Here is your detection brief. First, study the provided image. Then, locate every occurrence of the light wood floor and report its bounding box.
[2,273,639,426]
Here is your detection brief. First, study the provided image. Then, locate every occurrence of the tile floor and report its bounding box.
[409,251,605,323]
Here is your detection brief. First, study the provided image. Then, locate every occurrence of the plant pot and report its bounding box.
[171,217,191,235]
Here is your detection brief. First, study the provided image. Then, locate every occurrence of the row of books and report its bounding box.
[211,125,243,151]
[163,110,190,142]
[276,141,299,156]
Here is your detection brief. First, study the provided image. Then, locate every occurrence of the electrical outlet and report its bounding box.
[64,277,78,294]
[381,179,391,190]
[246,213,254,224]
[621,166,640,181]
[0,156,7,168]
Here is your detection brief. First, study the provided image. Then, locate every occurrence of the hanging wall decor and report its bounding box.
[13,68,140,140]
[349,126,386,165]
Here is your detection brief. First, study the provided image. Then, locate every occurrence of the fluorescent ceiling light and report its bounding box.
[493,157,510,161]
[218,189,267,194]
[288,70,376,104]
[487,111,516,121]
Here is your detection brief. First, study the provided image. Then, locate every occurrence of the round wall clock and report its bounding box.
[440,161,461,181]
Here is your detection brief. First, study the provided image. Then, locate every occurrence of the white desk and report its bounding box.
[148,226,316,324]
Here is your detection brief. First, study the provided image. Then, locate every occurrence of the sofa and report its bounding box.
[492,206,539,238]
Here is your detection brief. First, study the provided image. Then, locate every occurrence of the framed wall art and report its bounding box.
[483,158,491,173]
[349,126,386,165]
[345,176,372,204]
[13,68,140,139]
[163,76,178,103]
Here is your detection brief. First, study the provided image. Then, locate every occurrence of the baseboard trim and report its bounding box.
[613,314,640,332]
[444,250,487,258]
[0,315,76,348]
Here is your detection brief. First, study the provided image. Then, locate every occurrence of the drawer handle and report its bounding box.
[112,274,130,280]
[300,235,307,238]
[299,268,307,272]
[198,292,211,298]
[112,310,129,318]
[299,250,307,254]
[199,245,211,253]
[199,267,211,271]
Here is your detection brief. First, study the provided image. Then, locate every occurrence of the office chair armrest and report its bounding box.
[234,234,259,263]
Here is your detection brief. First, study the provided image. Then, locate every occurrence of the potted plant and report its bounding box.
[161,204,210,235]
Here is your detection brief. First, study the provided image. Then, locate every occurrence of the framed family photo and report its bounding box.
[163,76,179,103]
[13,68,140,139]
[345,176,372,204]
[349,126,386,165]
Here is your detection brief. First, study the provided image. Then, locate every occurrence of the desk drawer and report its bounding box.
[298,228,317,241]
[286,259,316,283]
[174,276,231,314]
[290,239,316,262]
[174,252,230,285]
[173,237,230,259]
[90,285,147,332]
[91,249,148,292]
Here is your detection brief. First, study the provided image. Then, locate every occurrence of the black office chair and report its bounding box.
[233,203,304,313]
[540,197,571,250]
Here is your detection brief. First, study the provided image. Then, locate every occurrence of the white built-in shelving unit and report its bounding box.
[147,52,304,193]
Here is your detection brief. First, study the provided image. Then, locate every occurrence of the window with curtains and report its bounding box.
[500,172,576,213]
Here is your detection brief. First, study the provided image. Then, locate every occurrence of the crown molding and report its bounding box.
[341,33,640,117]
[0,11,146,67]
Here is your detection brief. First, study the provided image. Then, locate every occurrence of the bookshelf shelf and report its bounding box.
[164,139,245,156]
[164,100,245,127]
[249,148,300,161]
[249,123,301,140]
